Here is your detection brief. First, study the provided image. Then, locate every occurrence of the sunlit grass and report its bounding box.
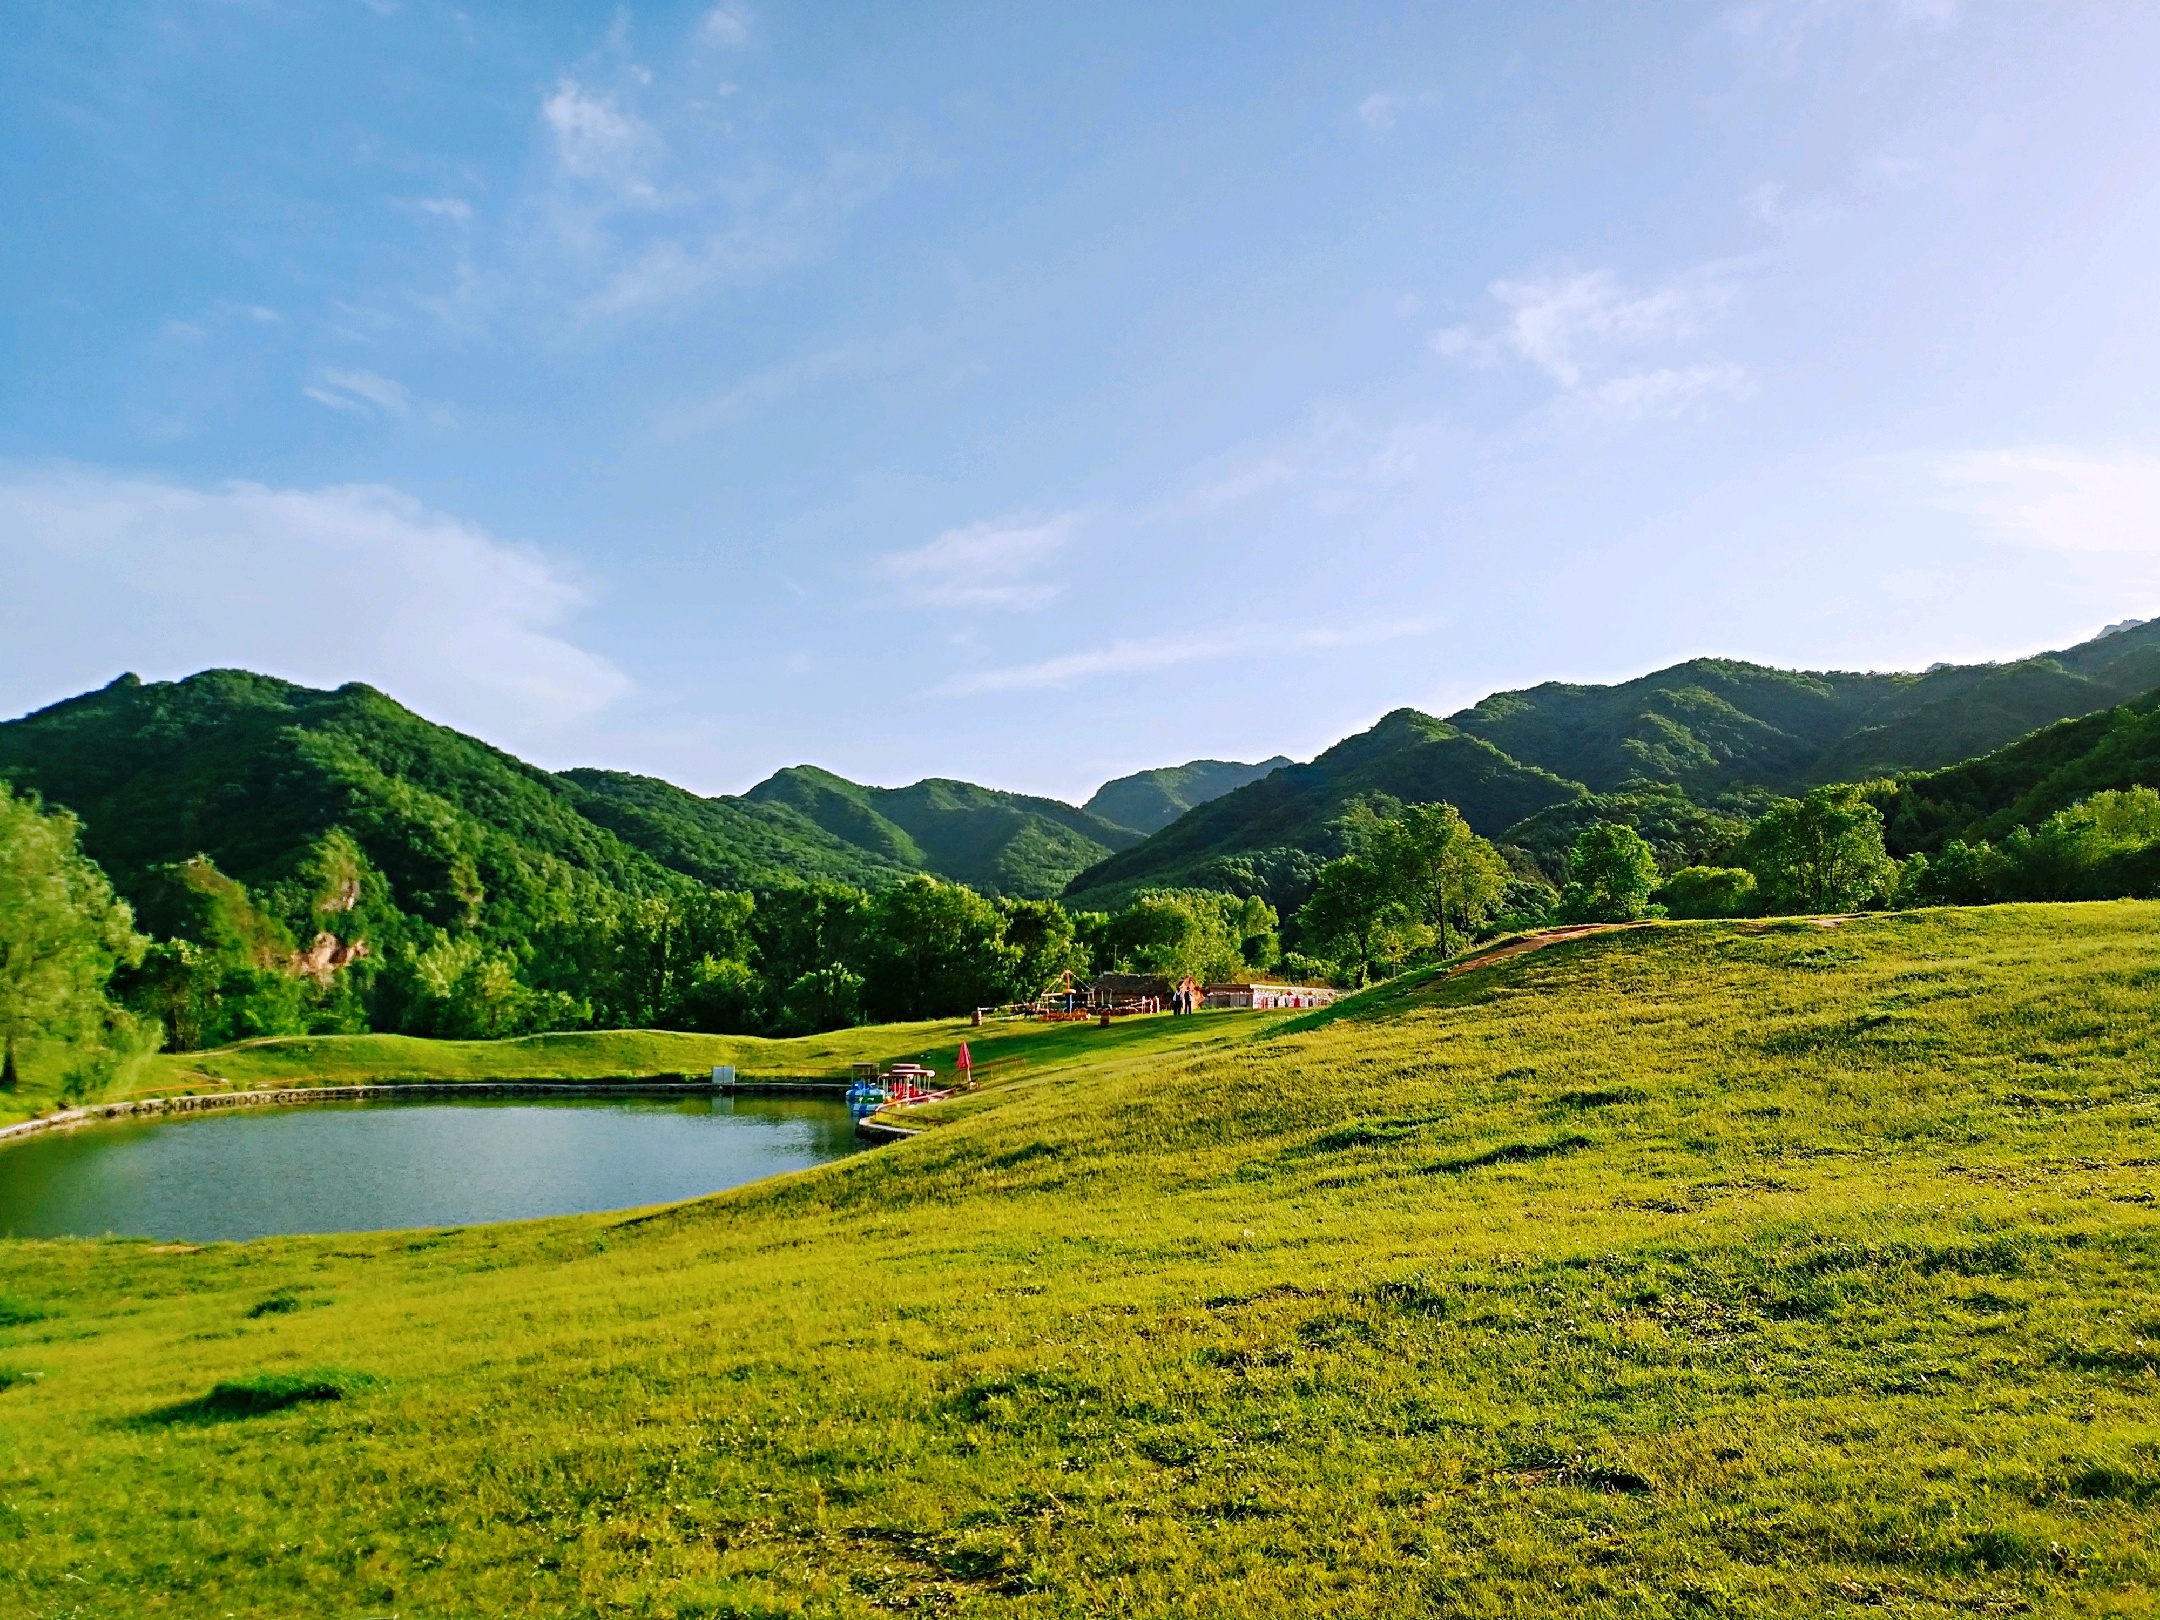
[1,904,2157,1615]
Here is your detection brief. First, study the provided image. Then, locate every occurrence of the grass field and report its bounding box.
[0,1004,1295,1128]
[2,904,2158,1616]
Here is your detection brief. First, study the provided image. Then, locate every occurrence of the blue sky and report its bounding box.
[6,2,2160,802]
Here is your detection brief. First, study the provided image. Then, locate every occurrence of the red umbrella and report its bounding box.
[956,1041,972,1070]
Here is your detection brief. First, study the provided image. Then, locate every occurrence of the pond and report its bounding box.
[0,1093,863,1243]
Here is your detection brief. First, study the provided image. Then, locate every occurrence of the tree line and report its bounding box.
[14,769,2160,1084]
[0,780,1290,1075]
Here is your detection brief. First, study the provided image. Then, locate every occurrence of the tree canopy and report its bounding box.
[0,784,144,1089]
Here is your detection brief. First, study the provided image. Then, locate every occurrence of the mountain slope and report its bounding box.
[0,669,678,951]
[1450,620,2160,795]
[556,769,918,892]
[1063,709,1583,908]
[743,765,1143,899]
[1083,757,1293,835]
[1874,690,2160,855]
[1066,621,2160,908]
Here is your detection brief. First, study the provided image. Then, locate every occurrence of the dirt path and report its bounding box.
[1442,922,1639,978]
[1442,911,1855,981]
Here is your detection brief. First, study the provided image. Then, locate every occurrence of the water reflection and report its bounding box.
[0,1094,862,1243]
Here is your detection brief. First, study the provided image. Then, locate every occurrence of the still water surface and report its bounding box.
[0,1094,862,1243]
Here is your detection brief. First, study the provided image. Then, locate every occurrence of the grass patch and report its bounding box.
[1,902,2159,1614]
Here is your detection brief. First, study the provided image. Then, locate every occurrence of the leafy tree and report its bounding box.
[781,964,864,1034]
[1368,803,1511,954]
[1295,857,1426,986]
[1655,865,1759,920]
[1742,786,1898,913]
[996,898,1091,1001]
[748,883,869,1012]
[0,784,145,1089]
[1102,890,1275,986]
[856,877,1018,1023]
[1559,823,1664,923]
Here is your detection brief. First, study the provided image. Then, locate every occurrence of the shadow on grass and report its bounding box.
[134,1369,376,1426]
[1423,1133,1592,1176]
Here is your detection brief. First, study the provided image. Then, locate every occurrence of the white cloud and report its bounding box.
[932,617,1441,696]
[1359,92,1398,132]
[1934,449,2160,555]
[700,6,751,46]
[415,196,473,223]
[1585,362,1751,420]
[0,469,630,753]
[543,77,661,200]
[880,515,1078,610]
[1431,264,1747,417]
[304,369,412,416]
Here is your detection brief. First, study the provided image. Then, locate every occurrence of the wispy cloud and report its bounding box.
[0,468,630,743]
[543,77,662,201]
[1430,264,1749,418]
[1359,92,1398,132]
[304,369,411,416]
[700,6,751,47]
[931,616,1441,696]
[880,516,1078,610]
[1933,448,2160,555]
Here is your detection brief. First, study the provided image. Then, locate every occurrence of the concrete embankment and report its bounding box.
[0,1076,852,1149]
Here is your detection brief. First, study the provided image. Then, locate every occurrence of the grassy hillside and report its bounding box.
[746,765,1143,899]
[1083,756,1292,835]
[6,904,2155,1614]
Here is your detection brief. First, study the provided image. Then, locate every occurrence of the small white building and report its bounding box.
[1203,982,1337,1011]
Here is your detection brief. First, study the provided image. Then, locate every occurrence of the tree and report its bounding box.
[1367,803,1511,955]
[1559,823,1663,923]
[1294,857,1426,986]
[996,898,1091,1001]
[1742,786,1897,913]
[0,785,145,1089]
[857,877,1018,1024]
[1654,865,1758,920]
[1102,890,1275,987]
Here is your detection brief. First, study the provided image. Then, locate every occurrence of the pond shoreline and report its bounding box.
[0,1077,853,1150]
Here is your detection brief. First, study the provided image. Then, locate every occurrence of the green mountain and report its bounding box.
[1450,619,2160,794]
[0,673,1166,930]
[1874,691,2160,855]
[1066,620,2160,906]
[1063,709,1585,908]
[1083,756,1292,835]
[742,766,1142,900]
[0,670,681,956]
[557,769,915,892]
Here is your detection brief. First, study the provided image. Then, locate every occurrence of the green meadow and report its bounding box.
[3,903,2159,1616]
[0,1007,1289,1128]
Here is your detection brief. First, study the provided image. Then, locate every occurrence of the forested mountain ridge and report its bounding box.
[0,671,1233,924]
[0,670,673,937]
[1063,709,1585,909]
[1083,757,1293,835]
[557,768,918,892]
[742,765,1143,900]
[1064,620,2160,907]
[1448,618,2160,794]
